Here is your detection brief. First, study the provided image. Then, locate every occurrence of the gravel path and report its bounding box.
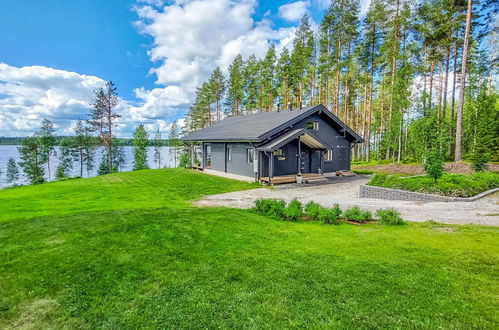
[194,178,499,226]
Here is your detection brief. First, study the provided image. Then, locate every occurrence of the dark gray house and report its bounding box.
[182,104,363,183]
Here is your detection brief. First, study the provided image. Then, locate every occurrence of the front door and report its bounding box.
[300,151,310,173]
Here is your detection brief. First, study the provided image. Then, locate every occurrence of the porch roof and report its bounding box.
[256,129,332,152]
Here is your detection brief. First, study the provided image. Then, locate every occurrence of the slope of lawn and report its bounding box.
[0,168,260,222]
[1,169,498,328]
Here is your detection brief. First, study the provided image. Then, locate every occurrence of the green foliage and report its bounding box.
[55,138,74,180]
[376,208,405,225]
[423,150,444,182]
[471,151,489,172]
[6,158,19,184]
[17,137,45,185]
[37,118,57,180]
[153,128,163,169]
[368,172,499,197]
[132,124,149,170]
[318,204,342,224]
[254,199,286,219]
[73,119,95,177]
[284,198,303,221]
[97,140,126,175]
[342,206,372,223]
[304,201,322,220]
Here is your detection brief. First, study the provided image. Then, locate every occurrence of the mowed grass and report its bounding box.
[0,168,260,222]
[0,169,498,328]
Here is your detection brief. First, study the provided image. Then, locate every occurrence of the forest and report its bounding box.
[185,0,498,165]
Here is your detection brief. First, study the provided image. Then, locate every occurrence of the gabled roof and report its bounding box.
[181,104,363,143]
[257,129,333,152]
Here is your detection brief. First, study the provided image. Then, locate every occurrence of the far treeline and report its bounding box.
[186,0,498,167]
[4,82,183,186]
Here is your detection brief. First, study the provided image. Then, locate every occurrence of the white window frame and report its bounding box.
[306,121,319,130]
[227,146,232,163]
[246,148,254,163]
[324,149,333,161]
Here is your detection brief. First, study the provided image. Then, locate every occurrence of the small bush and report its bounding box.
[318,204,342,224]
[254,199,286,219]
[284,199,303,221]
[343,206,372,223]
[423,150,444,182]
[304,201,322,220]
[376,208,405,225]
[471,150,490,172]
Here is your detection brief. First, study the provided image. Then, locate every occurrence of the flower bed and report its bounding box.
[367,172,499,198]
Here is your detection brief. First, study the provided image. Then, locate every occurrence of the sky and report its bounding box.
[0,0,370,137]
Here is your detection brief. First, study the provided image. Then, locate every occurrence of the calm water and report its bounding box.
[0,145,177,188]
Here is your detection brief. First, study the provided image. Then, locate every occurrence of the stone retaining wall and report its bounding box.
[359,184,499,202]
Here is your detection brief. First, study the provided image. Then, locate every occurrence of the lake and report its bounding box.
[0,145,177,188]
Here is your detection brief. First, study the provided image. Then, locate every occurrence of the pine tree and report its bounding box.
[56,137,74,179]
[208,67,226,122]
[37,119,56,181]
[258,44,277,111]
[132,124,149,170]
[97,139,125,175]
[73,120,95,177]
[153,128,163,169]
[243,54,260,113]
[18,137,45,185]
[226,54,245,116]
[169,121,181,167]
[290,14,315,107]
[6,158,19,184]
[276,47,292,108]
[88,81,121,173]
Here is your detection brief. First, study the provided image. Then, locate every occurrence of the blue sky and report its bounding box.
[0,0,369,137]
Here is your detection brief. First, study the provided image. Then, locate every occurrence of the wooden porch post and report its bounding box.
[297,136,302,175]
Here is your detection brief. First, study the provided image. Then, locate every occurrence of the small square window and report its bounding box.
[306,121,319,130]
[324,150,333,161]
[246,148,254,163]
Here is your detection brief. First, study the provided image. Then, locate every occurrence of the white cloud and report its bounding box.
[0,63,185,137]
[278,1,308,22]
[0,63,106,136]
[132,0,299,120]
[0,0,302,137]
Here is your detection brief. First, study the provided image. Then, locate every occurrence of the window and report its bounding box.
[246,148,254,163]
[227,146,232,163]
[205,144,212,167]
[324,149,333,161]
[273,149,285,160]
[306,121,319,130]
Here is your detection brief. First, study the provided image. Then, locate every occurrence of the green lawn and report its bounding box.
[1,169,498,328]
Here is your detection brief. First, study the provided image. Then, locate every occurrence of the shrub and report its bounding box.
[318,204,342,224]
[304,201,322,220]
[376,208,405,225]
[423,150,444,182]
[284,199,303,221]
[471,150,490,172]
[254,199,286,219]
[343,206,372,223]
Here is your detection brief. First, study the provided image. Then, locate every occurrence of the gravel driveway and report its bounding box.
[194,177,499,226]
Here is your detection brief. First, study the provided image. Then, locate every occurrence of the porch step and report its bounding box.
[335,170,356,177]
[304,177,330,184]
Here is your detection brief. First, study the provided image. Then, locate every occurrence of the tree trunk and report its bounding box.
[455,0,472,162]
[443,45,451,119]
[450,39,459,156]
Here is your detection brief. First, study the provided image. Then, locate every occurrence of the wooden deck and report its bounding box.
[259,173,324,185]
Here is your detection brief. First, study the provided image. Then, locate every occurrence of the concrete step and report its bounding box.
[304,178,330,184]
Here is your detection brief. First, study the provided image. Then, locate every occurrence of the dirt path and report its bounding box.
[194,178,499,226]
